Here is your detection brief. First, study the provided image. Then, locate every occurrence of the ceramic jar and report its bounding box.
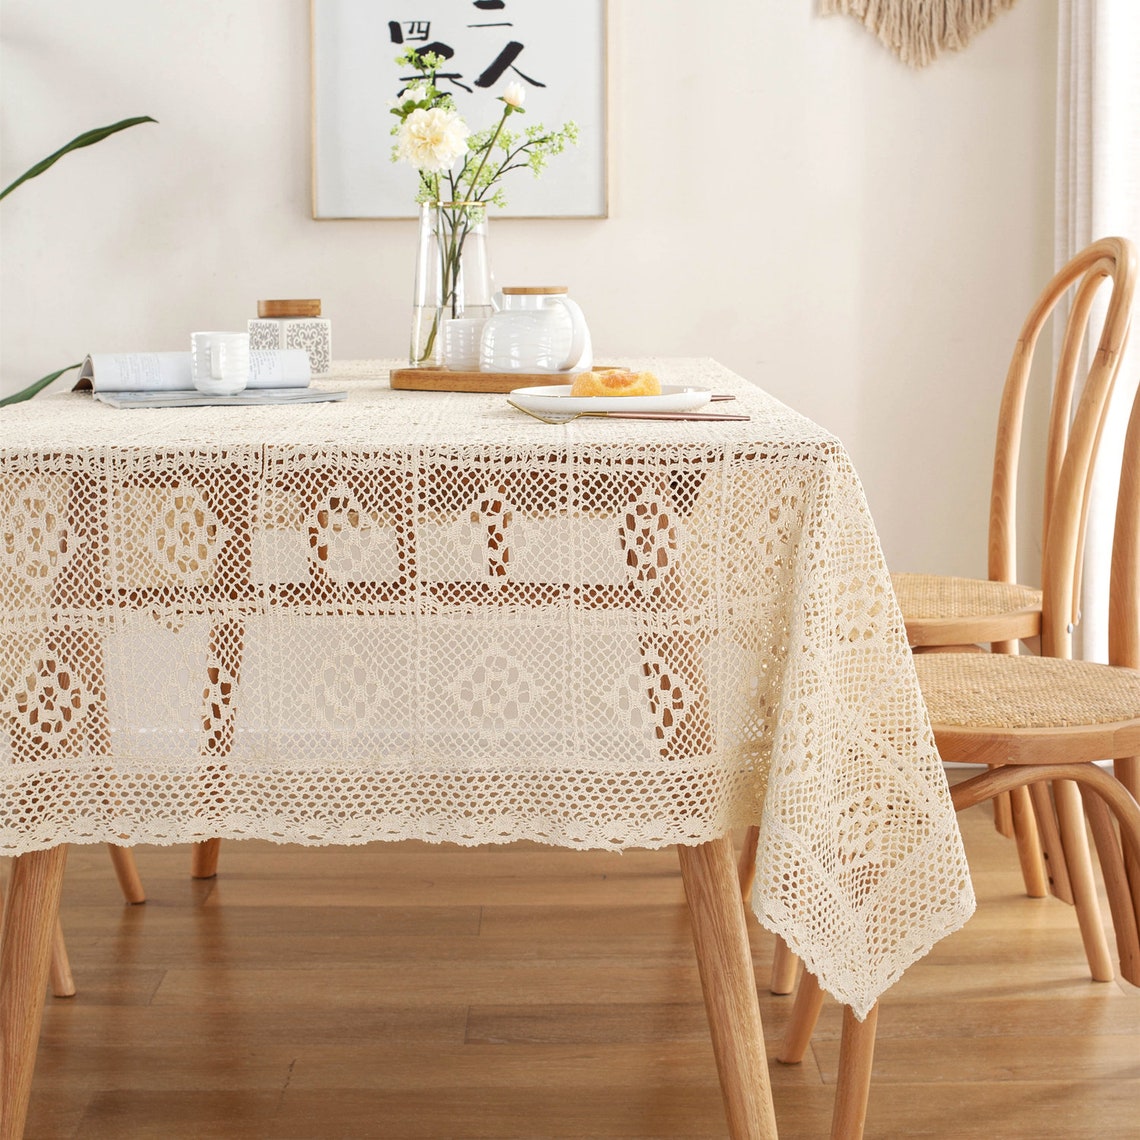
[249,299,332,375]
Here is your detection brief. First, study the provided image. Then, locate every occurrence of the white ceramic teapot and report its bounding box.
[479,286,592,374]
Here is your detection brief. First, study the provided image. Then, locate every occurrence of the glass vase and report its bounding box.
[409,200,494,368]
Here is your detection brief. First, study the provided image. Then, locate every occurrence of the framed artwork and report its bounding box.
[311,0,608,219]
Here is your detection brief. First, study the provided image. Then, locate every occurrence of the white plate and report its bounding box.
[508,384,711,415]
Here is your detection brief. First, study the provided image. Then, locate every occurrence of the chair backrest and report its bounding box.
[1107,362,1140,816]
[1033,238,1137,659]
[1108,360,1140,673]
[988,237,1136,654]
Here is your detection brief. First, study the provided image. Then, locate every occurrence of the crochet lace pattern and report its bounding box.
[1,358,974,1016]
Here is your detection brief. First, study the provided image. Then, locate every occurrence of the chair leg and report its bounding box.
[1054,778,1115,981]
[1116,757,1140,934]
[954,762,1140,985]
[36,842,144,1002]
[1009,785,1048,898]
[108,844,146,904]
[993,636,1072,903]
[1117,755,1140,802]
[830,1002,879,1140]
[1084,789,1140,985]
[992,789,1015,837]
[769,937,801,995]
[988,640,1017,840]
[739,825,803,994]
[1028,781,1075,903]
[0,845,69,1140]
[678,837,778,1140]
[778,968,825,1064]
[989,641,1058,898]
[49,918,76,999]
[192,838,222,879]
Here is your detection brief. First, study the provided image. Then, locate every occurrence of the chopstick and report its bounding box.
[583,411,751,421]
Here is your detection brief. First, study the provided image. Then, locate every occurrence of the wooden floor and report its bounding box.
[14,787,1140,1139]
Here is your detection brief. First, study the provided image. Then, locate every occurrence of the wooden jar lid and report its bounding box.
[501,286,567,295]
[258,299,322,318]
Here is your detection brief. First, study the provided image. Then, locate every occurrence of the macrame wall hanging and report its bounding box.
[821,0,1020,67]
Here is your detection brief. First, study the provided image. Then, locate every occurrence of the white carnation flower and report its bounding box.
[396,107,469,172]
[501,82,526,109]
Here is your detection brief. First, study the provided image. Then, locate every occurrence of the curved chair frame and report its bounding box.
[772,237,1140,1136]
[744,239,1137,1008]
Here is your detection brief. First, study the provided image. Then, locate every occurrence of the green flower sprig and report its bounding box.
[390,48,579,209]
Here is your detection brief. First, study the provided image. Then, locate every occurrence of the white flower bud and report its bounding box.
[501,82,526,109]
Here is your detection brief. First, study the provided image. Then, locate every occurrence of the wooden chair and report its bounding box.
[895,236,1136,655]
[775,265,1140,1133]
[741,237,1138,1004]
[896,236,1137,903]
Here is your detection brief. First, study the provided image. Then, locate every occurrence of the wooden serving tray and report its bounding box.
[389,367,571,394]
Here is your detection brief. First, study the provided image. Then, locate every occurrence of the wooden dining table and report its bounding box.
[0,357,975,1138]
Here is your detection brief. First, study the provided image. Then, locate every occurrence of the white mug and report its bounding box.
[442,317,488,371]
[191,332,250,396]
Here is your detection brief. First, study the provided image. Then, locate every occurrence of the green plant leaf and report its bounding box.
[0,363,82,407]
[0,116,157,202]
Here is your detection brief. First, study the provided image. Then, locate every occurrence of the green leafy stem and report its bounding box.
[1,115,157,406]
[395,50,578,364]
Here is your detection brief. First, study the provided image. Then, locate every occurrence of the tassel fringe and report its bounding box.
[821,0,1021,68]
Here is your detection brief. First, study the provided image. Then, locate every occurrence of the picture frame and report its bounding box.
[311,0,608,219]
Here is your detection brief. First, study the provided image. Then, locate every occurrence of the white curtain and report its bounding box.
[1055,0,1140,662]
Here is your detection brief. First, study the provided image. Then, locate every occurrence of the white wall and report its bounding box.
[0,0,1057,579]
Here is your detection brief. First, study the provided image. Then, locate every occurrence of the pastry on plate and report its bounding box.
[569,369,661,398]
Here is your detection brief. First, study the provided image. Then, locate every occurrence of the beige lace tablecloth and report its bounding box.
[0,357,973,1016]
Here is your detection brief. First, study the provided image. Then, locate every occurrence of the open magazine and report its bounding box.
[91,388,348,409]
[74,350,346,408]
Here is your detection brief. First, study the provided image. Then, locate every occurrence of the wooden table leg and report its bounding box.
[1,845,68,1140]
[678,836,778,1140]
[830,1002,878,1140]
[191,838,222,879]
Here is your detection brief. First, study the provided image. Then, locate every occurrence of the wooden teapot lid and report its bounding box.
[257,299,322,318]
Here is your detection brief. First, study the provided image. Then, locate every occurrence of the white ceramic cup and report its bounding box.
[191,332,250,396]
[442,317,488,371]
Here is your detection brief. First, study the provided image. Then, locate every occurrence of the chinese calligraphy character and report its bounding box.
[388,20,431,44]
[390,6,548,100]
[474,41,545,89]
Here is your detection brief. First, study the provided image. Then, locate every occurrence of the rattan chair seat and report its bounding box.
[891,572,1042,646]
[914,651,1140,731]
[892,572,1042,620]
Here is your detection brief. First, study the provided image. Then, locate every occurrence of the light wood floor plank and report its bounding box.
[13,782,1140,1139]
